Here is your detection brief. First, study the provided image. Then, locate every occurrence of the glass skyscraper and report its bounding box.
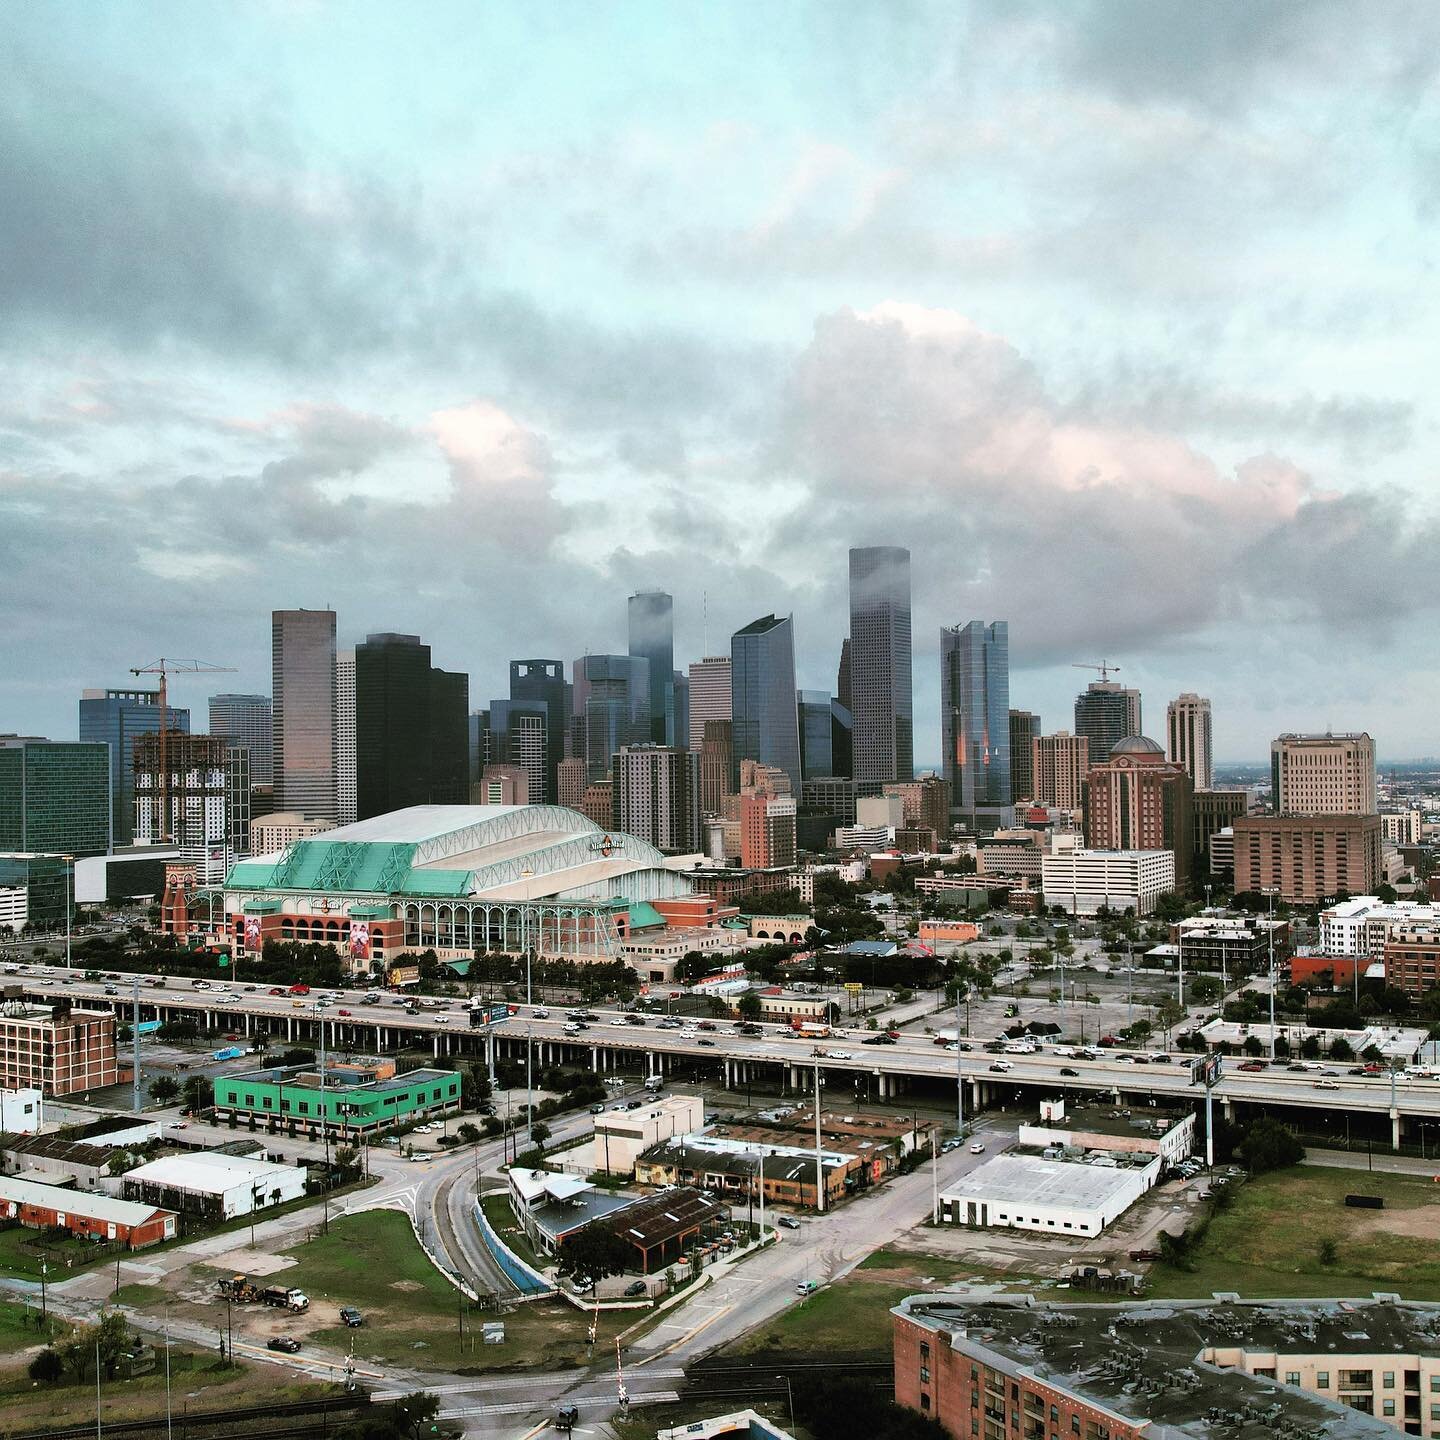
[0,738,112,857]
[940,621,1011,821]
[207,694,272,785]
[272,609,337,818]
[848,547,912,785]
[797,690,834,780]
[509,659,567,804]
[79,688,189,846]
[730,614,801,794]
[1073,682,1142,762]
[572,655,650,783]
[627,591,675,745]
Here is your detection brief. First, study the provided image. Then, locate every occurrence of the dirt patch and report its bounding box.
[1346,1205,1440,1241]
[388,1280,424,1292]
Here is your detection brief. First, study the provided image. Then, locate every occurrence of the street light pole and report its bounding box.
[775,1374,795,1433]
[1267,891,1277,1062]
[955,987,965,1139]
[64,856,73,971]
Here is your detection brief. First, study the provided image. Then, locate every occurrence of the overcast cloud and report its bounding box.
[2,2,1439,760]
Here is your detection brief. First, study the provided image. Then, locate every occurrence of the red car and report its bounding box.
[288,984,311,995]
[337,1008,352,1017]
[1238,1061,1266,1072]
[269,987,285,996]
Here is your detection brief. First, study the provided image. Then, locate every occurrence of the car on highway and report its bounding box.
[1059,1067,1079,1077]
[1313,1079,1340,1089]
[337,1008,351,1017]
[610,1018,627,1026]
[943,1043,959,1052]
[1237,1061,1265,1072]
[288,984,310,995]
[626,1014,645,1025]
[267,1336,302,1353]
[988,1061,1012,1072]
[865,1034,897,1045]
[825,1050,853,1059]
[698,1038,716,1046]
[589,1103,605,1114]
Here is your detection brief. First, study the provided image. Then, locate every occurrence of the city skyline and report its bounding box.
[6,6,1440,758]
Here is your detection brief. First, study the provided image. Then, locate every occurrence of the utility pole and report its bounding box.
[1267,891,1277,1061]
[954,987,965,1139]
[813,1055,824,1213]
[132,974,142,1113]
[319,1002,330,1235]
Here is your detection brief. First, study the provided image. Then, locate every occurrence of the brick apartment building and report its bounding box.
[1232,814,1383,903]
[0,1003,123,1096]
[1382,925,1440,1001]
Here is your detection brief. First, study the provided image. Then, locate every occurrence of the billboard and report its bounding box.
[243,916,261,949]
[348,921,371,961]
[1190,1053,1222,1088]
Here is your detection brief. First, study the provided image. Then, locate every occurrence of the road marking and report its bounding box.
[231,1341,385,1379]
[439,1391,680,1418]
[635,1303,733,1365]
[374,1371,685,1400]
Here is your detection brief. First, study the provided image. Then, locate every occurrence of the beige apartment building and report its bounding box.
[1271,732,1377,815]
[1032,731,1088,810]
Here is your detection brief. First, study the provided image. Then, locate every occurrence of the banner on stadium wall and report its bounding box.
[348,921,371,960]
[244,916,261,948]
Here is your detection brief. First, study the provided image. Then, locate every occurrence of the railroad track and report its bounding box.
[13,1395,371,1440]
[682,1354,893,1402]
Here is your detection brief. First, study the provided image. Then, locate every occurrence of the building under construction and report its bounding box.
[132,732,233,884]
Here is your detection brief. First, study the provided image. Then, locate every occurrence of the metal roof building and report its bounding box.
[222,804,697,968]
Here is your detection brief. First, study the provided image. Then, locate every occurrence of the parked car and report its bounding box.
[623,1280,647,1297]
[778,1216,801,1230]
[267,1336,302,1353]
[589,1103,605,1114]
[339,1308,364,1327]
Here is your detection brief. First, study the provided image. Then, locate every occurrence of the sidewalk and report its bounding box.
[1302,1147,1440,1178]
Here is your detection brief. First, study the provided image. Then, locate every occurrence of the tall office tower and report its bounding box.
[836,639,852,713]
[830,700,853,780]
[940,621,1010,822]
[741,792,797,868]
[1166,693,1213,792]
[801,775,859,827]
[1073,681,1142,762]
[1192,787,1247,872]
[699,719,734,817]
[225,746,251,857]
[272,609,337,819]
[572,655,650,783]
[79,688,189,846]
[847,546,913,785]
[1032,732,1089,810]
[731,614,802,794]
[1084,735,1194,888]
[488,702,548,806]
[207,694,272,786]
[671,671,689,762]
[687,657,732,752]
[334,651,357,824]
[509,659,567,802]
[468,710,491,787]
[797,690,834,780]
[556,756,587,810]
[428,668,470,805]
[615,744,703,855]
[627,591,675,744]
[1271,732,1377,815]
[477,763,528,806]
[1008,710,1041,801]
[132,733,232,883]
[0,737,111,856]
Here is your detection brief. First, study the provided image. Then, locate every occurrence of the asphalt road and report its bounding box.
[13,960,1439,1121]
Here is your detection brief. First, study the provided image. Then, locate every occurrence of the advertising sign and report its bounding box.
[243,916,261,949]
[348,921,371,961]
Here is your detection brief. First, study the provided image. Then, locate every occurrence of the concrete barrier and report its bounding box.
[474,1200,554,1296]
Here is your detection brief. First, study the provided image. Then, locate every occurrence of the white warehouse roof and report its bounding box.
[0,1173,170,1226]
[941,1153,1145,1211]
[123,1152,306,1194]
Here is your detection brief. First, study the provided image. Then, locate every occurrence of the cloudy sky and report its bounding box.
[4,1,1439,764]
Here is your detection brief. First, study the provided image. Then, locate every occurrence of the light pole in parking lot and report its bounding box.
[1264,889,1279,1060]
[63,856,73,971]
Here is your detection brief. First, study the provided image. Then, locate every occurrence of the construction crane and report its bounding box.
[129,659,237,844]
[1071,661,1121,682]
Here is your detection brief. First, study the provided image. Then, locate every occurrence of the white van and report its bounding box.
[1051,1045,1076,1058]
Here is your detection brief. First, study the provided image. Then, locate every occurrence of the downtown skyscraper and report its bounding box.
[271,609,336,819]
[847,547,912,785]
[207,694,272,785]
[627,591,675,746]
[1166,693,1213,792]
[731,614,801,794]
[940,620,1010,823]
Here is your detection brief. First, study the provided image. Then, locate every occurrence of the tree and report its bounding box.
[1242,1035,1263,1057]
[182,1076,211,1114]
[1189,975,1222,1004]
[1300,1033,1322,1060]
[1318,1237,1339,1267]
[149,1076,180,1106]
[1236,1117,1304,1175]
[457,1122,480,1145]
[675,950,711,984]
[737,992,763,1022]
[1329,1037,1355,1061]
[529,1122,551,1149]
[557,1223,633,1279]
[1155,998,1185,1046]
[28,1348,64,1384]
[1377,882,1399,904]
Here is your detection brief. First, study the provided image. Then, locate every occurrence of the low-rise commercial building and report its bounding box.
[0,1003,124,1097]
[1194,1019,1427,1062]
[0,1087,43,1133]
[750,989,838,1025]
[1166,914,1290,975]
[0,1174,176,1249]
[893,1298,1405,1440]
[1017,1099,1194,1169]
[122,1151,307,1221]
[1039,848,1175,916]
[212,1063,461,1138]
[1,1135,123,1192]
[635,1133,858,1209]
[1322,896,1440,958]
[556,1094,706,1177]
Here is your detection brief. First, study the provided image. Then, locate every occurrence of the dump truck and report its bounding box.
[216,1275,260,1303]
[259,1286,310,1312]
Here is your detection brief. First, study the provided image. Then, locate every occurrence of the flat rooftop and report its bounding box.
[229,1064,453,1094]
[1028,1104,1189,1143]
[897,1297,1429,1438]
[940,1153,1147,1211]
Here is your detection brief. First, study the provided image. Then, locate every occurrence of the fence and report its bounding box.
[474,1199,553,1296]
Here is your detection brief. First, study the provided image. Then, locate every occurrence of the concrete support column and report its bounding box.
[1222,1097,1234,1121]
[433,1033,440,1057]
[287,1016,294,1041]
[1392,1109,1401,1151]
[591,1046,599,1069]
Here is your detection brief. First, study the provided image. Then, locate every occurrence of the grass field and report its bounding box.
[1148,1165,1440,1300]
[0,1298,63,1360]
[0,1225,118,1282]
[279,1210,631,1372]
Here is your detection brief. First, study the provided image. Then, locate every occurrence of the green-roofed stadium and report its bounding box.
[222,804,696,975]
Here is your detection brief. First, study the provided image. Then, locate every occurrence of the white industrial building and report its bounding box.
[1040,848,1175,916]
[1320,896,1440,958]
[1017,1099,1195,1169]
[0,1088,43,1133]
[1196,1020,1428,1064]
[0,887,26,932]
[939,1151,1159,1237]
[122,1151,307,1220]
[556,1093,706,1177]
